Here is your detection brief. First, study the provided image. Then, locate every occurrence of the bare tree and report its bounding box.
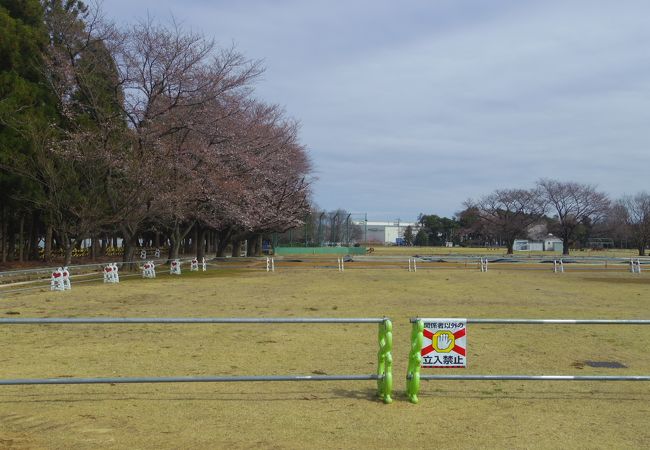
[619,192,650,256]
[537,179,610,255]
[467,188,546,254]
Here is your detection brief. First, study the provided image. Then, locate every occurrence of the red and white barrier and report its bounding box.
[190,258,199,271]
[103,263,120,283]
[51,268,64,291]
[170,259,181,275]
[51,267,71,291]
[142,261,156,278]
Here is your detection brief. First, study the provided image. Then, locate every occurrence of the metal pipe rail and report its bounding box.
[0,374,381,386]
[406,317,650,404]
[0,317,387,324]
[409,318,650,325]
[0,316,394,404]
[411,375,650,381]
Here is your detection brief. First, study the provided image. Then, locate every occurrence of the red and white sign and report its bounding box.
[421,319,467,368]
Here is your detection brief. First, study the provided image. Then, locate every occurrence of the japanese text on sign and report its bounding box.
[420,318,467,368]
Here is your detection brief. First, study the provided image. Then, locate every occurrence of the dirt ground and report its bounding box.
[1,268,649,449]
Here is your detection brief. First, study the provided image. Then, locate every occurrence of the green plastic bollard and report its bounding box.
[406,319,424,404]
[377,319,393,404]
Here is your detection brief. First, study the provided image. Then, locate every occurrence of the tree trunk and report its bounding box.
[169,238,181,260]
[169,221,195,261]
[0,207,7,263]
[45,224,53,262]
[197,226,206,260]
[17,215,24,262]
[255,234,263,256]
[562,242,570,255]
[27,213,38,260]
[639,245,646,257]
[62,234,73,266]
[190,225,198,255]
[216,228,232,257]
[231,239,241,257]
[121,228,139,271]
[91,236,100,260]
[506,238,514,255]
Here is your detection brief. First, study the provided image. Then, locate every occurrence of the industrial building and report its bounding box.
[513,234,564,252]
[352,220,420,245]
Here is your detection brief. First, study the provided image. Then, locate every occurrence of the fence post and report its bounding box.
[406,319,424,404]
[377,319,393,404]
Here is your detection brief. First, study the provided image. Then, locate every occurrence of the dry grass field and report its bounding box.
[1,266,649,449]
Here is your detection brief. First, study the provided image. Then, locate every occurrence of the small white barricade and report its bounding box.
[154,248,161,258]
[62,267,71,290]
[553,259,564,273]
[202,257,207,271]
[50,267,64,291]
[103,263,120,283]
[140,249,147,260]
[190,258,199,271]
[142,261,156,279]
[266,257,275,272]
[479,258,488,272]
[408,258,417,273]
[170,259,181,275]
[630,259,641,274]
[337,258,345,272]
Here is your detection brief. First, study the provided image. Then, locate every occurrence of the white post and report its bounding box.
[51,268,64,291]
[271,257,275,272]
[341,258,344,272]
[62,267,71,290]
[413,258,417,273]
[202,257,206,271]
[113,263,120,282]
[560,259,564,273]
[170,259,181,275]
[266,257,270,272]
[408,258,412,272]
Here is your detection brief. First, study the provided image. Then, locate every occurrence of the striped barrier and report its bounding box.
[406,318,650,404]
[0,317,394,404]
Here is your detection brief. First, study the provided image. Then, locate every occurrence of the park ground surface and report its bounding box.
[0,264,649,449]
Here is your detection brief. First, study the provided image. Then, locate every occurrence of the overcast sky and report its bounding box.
[103,0,650,222]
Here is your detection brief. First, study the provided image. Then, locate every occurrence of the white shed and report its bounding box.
[544,235,563,252]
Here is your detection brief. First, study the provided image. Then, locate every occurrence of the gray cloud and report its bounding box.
[103,0,650,220]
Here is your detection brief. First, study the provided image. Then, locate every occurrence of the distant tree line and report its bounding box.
[0,1,312,265]
[416,179,650,256]
[274,208,363,247]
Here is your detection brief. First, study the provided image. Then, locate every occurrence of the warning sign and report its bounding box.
[420,319,467,368]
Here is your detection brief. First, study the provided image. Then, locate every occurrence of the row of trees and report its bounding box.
[414,179,649,256]
[0,1,312,265]
[274,209,363,247]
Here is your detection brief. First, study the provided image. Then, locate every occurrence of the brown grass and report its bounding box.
[1,268,649,449]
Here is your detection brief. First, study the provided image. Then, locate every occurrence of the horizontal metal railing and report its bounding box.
[0,316,394,403]
[406,317,650,404]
